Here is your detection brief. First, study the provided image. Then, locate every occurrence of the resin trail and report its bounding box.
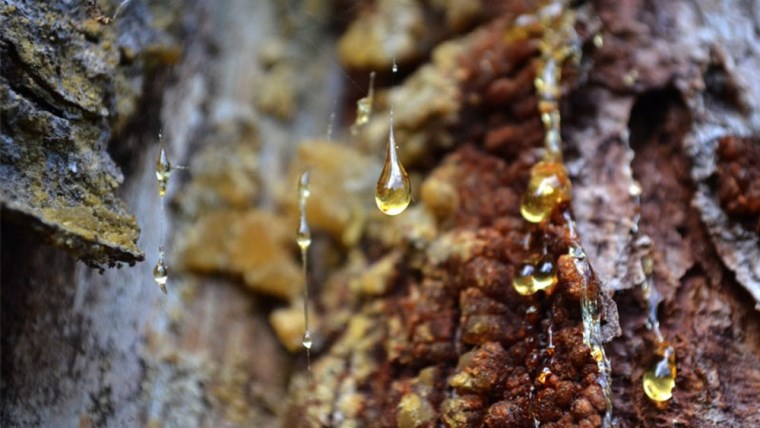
[154,133,172,294]
[640,247,676,403]
[297,171,313,372]
[511,2,612,425]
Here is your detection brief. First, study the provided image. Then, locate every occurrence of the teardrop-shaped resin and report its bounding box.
[375,125,411,216]
[156,145,172,198]
[153,252,168,294]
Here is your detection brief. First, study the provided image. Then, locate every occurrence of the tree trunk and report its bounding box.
[2,1,759,427]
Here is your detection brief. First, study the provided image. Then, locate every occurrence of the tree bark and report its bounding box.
[2,1,759,427]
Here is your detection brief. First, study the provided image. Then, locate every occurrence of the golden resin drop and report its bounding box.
[532,255,558,293]
[513,263,536,295]
[375,125,411,215]
[156,145,172,198]
[153,252,168,294]
[520,161,571,223]
[537,367,552,384]
[643,344,676,403]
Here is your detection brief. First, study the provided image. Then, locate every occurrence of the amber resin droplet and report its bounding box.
[156,145,172,198]
[375,117,411,216]
[643,344,676,403]
[532,255,558,293]
[153,251,168,294]
[537,367,552,385]
[513,263,536,296]
[520,161,571,223]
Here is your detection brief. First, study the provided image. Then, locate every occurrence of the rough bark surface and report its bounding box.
[0,0,180,266]
[2,0,759,427]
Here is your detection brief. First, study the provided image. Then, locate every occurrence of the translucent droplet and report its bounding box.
[593,33,604,48]
[532,255,558,293]
[641,254,654,276]
[296,172,312,250]
[355,98,372,125]
[546,344,555,357]
[535,58,560,102]
[643,344,676,403]
[513,263,536,296]
[375,117,411,216]
[297,224,311,250]
[156,145,172,198]
[520,161,571,223]
[546,325,555,357]
[629,182,642,197]
[302,330,313,349]
[568,244,586,260]
[537,367,552,384]
[590,346,605,363]
[153,252,168,294]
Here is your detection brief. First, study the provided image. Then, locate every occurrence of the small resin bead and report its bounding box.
[513,263,536,295]
[531,255,558,293]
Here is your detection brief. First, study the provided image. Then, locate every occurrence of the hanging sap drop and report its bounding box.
[520,161,571,223]
[297,221,311,250]
[153,252,168,294]
[532,255,558,293]
[375,119,411,216]
[643,344,676,403]
[513,263,536,296]
[537,367,552,385]
[356,98,372,125]
[302,330,313,349]
[568,243,586,260]
[156,145,172,198]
